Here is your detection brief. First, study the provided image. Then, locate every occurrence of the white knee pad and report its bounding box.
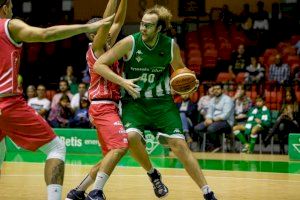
[0,139,6,169]
[39,137,66,162]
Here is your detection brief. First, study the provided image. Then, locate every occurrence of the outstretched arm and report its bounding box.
[94,36,140,98]
[8,15,114,43]
[92,0,118,57]
[109,0,127,46]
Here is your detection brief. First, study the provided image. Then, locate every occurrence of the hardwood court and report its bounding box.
[0,153,299,200]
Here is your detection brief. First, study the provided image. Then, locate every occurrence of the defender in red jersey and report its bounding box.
[0,0,114,199]
[66,1,131,200]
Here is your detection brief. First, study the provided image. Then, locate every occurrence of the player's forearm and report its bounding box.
[103,0,118,18]
[94,62,126,86]
[38,24,95,42]
[114,0,127,25]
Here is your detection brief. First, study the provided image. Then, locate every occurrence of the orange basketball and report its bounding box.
[170,68,197,95]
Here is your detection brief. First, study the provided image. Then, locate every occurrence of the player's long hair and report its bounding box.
[144,5,172,33]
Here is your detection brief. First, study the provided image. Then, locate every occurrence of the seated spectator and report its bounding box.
[245,56,265,85]
[233,84,252,124]
[176,94,198,145]
[233,96,271,153]
[26,85,36,100]
[228,44,250,81]
[264,89,300,154]
[60,65,77,86]
[28,84,51,118]
[71,83,88,111]
[197,87,214,122]
[294,68,300,83]
[268,54,290,85]
[48,95,73,128]
[51,80,73,109]
[294,40,300,55]
[194,83,234,152]
[70,97,90,128]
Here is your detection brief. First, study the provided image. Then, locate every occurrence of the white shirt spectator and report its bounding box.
[71,91,88,110]
[28,97,51,117]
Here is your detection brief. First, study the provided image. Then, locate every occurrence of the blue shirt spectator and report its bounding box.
[206,94,235,126]
[268,54,290,84]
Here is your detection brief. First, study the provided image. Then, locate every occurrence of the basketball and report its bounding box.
[170,68,197,95]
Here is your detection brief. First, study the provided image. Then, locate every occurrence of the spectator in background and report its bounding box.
[194,84,234,152]
[233,96,271,153]
[18,74,23,89]
[239,3,253,33]
[70,97,90,128]
[71,83,88,111]
[293,67,300,83]
[28,84,51,118]
[60,65,78,94]
[230,84,252,152]
[48,94,73,128]
[26,85,36,100]
[264,89,299,154]
[245,56,265,88]
[253,1,269,31]
[269,2,282,41]
[176,94,198,145]
[220,4,234,27]
[233,84,252,124]
[60,65,77,86]
[228,44,249,81]
[253,1,269,53]
[268,54,290,85]
[51,80,73,109]
[82,64,91,84]
[197,87,214,122]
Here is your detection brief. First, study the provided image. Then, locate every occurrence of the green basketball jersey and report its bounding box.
[123,32,173,99]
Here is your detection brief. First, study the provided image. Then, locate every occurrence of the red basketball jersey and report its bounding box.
[0,19,22,95]
[86,44,121,101]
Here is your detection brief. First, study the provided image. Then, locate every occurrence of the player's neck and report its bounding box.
[144,33,159,48]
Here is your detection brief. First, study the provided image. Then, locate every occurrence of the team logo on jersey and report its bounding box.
[136,56,143,63]
[135,50,143,62]
[124,122,131,128]
[173,128,182,134]
[136,50,143,55]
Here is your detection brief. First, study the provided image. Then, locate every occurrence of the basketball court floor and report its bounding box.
[0,152,299,199]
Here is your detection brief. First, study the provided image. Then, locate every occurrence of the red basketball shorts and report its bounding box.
[89,101,128,155]
[0,96,56,151]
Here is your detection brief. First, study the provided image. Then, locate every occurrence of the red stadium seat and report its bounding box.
[216,72,231,83]
[236,72,246,83]
[46,90,56,101]
[218,42,232,60]
[203,49,218,68]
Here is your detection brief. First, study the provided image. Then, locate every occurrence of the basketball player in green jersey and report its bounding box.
[93,5,217,200]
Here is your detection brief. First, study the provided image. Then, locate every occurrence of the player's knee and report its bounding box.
[128,132,142,145]
[169,139,188,154]
[39,137,66,162]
